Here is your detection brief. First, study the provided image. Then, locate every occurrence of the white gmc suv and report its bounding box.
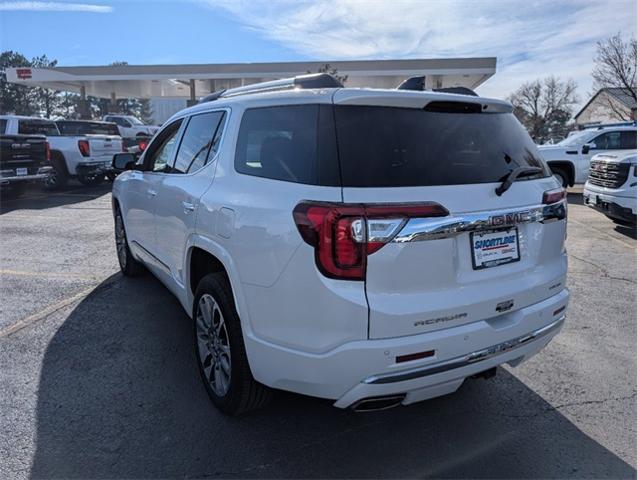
[111,74,570,414]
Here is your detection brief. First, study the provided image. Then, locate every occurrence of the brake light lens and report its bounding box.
[293,202,448,281]
[45,141,51,161]
[78,140,90,157]
[543,187,566,204]
[138,140,148,151]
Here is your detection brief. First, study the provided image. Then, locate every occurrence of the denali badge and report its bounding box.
[489,211,532,227]
[414,312,467,327]
[496,299,514,313]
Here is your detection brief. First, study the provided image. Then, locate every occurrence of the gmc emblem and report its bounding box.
[489,211,532,227]
[16,68,32,80]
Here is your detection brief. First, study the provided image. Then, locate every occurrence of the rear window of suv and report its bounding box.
[234,103,549,188]
[333,105,549,187]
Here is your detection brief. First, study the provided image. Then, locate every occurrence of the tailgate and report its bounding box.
[343,181,567,339]
[0,135,47,173]
[88,135,122,157]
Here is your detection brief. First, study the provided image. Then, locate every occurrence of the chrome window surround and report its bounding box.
[392,201,566,242]
[363,315,565,385]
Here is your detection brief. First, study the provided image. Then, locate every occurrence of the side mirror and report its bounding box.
[112,153,137,171]
[582,143,595,154]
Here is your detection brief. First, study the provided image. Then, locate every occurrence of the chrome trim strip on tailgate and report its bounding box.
[393,201,566,242]
[363,315,565,385]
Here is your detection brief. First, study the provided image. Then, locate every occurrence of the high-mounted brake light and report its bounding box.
[78,139,90,157]
[293,202,448,281]
[543,188,566,205]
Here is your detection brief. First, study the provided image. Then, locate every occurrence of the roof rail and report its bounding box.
[397,76,479,97]
[433,86,479,97]
[199,73,343,104]
[578,120,637,130]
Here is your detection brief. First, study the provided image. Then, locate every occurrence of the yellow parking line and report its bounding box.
[0,285,96,338]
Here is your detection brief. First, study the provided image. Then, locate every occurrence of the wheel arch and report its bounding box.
[185,239,250,331]
[547,161,575,186]
[49,150,70,177]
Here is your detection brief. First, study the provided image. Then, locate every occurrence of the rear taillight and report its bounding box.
[293,202,448,281]
[45,141,51,161]
[138,140,148,151]
[78,140,90,157]
[543,187,566,204]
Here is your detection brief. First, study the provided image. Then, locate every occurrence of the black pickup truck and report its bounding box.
[0,131,52,197]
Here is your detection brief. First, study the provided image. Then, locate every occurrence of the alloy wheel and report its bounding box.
[115,213,127,269]
[196,293,232,396]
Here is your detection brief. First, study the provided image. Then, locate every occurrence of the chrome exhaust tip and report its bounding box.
[350,394,406,412]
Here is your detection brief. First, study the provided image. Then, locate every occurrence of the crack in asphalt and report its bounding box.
[570,254,637,285]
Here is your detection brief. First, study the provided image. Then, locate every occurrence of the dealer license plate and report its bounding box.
[16,168,28,176]
[471,228,520,270]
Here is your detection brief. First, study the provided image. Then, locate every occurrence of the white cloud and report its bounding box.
[0,1,112,12]
[201,0,637,105]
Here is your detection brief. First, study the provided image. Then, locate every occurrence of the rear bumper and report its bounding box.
[583,186,637,222]
[245,288,569,407]
[75,160,113,176]
[0,167,53,185]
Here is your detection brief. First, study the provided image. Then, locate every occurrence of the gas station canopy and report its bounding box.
[6,57,496,100]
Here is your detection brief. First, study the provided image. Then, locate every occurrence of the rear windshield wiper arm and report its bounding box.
[495,166,543,196]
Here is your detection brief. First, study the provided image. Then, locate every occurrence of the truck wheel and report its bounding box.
[77,174,105,186]
[44,155,69,190]
[551,167,568,188]
[193,273,272,415]
[114,207,145,276]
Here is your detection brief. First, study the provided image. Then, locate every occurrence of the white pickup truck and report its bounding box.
[538,123,637,187]
[0,116,123,188]
[102,114,159,139]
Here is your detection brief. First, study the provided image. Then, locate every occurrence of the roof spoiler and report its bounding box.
[397,75,479,97]
[199,73,343,104]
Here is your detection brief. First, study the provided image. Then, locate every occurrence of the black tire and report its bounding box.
[114,207,145,276]
[77,174,105,186]
[44,154,69,190]
[193,273,272,415]
[551,167,568,188]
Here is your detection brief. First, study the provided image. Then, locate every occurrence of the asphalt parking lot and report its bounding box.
[0,184,635,479]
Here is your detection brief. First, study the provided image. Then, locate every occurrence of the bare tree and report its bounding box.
[508,76,578,143]
[592,33,637,121]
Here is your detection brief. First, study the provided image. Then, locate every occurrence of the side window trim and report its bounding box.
[142,118,186,172]
[163,108,229,176]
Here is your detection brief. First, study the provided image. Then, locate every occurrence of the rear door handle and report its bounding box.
[182,201,195,213]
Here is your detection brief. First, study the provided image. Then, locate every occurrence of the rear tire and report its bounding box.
[193,273,272,415]
[44,154,68,190]
[114,207,145,276]
[551,167,568,188]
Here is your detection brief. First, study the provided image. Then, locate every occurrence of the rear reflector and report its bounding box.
[293,202,448,281]
[396,350,435,363]
[543,188,566,204]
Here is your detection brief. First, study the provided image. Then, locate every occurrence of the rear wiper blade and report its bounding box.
[495,166,543,196]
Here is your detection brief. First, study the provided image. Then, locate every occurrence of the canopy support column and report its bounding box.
[187,79,197,107]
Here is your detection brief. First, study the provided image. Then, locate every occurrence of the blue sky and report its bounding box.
[1,0,636,103]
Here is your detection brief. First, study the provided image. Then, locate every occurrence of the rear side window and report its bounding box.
[620,131,637,149]
[334,106,549,187]
[0,119,6,134]
[172,111,225,174]
[234,105,339,186]
[18,120,59,136]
